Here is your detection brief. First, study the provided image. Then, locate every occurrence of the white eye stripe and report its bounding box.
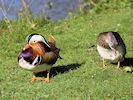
[42,39,51,48]
[30,35,51,48]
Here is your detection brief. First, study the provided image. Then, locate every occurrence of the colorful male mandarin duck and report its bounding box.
[96,31,126,70]
[18,34,62,82]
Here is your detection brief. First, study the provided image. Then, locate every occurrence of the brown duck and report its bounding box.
[96,31,126,70]
[18,34,62,82]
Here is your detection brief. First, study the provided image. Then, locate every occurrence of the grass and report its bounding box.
[0,8,133,100]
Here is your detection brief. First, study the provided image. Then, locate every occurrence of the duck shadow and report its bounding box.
[121,58,133,67]
[50,63,83,77]
[35,63,83,77]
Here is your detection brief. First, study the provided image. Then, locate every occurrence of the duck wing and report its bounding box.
[48,35,62,59]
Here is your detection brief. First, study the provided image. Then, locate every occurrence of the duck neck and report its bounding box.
[32,46,45,56]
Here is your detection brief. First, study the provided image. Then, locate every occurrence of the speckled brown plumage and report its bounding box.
[97,32,126,54]
[96,31,126,70]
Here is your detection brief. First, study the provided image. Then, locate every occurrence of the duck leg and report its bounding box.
[115,61,121,71]
[30,70,51,83]
[43,69,51,83]
[102,58,106,69]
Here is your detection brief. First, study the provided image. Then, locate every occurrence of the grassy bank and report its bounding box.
[0,8,133,99]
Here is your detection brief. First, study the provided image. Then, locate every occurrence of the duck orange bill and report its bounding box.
[23,44,30,50]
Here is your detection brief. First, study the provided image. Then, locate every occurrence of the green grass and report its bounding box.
[0,8,133,100]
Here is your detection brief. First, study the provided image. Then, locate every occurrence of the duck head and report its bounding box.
[106,32,118,54]
[23,34,51,56]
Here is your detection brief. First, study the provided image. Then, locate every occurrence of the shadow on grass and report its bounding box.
[35,63,84,77]
[51,63,83,77]
[121,58,133,66]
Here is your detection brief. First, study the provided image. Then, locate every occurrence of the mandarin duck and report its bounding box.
[18,34,62,82]
[96,31,126,70]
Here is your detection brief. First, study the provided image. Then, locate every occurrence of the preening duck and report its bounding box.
[18,34,62,82]
[96,31,126,70]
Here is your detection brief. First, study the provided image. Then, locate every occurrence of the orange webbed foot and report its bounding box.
[115,67,122,72]
[43,78,49,83]
[30,76,37,82]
